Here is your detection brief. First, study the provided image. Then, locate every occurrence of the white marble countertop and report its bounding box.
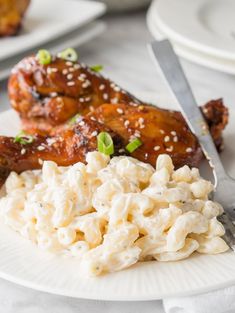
[0,9,235,313]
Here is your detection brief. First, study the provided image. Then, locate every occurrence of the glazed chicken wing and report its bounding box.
[9,56,139,135]
[0,0,30,37]
[0,98,228,186]
[1,53,228,186]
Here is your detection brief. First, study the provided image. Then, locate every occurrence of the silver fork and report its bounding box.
[149,39,235,250]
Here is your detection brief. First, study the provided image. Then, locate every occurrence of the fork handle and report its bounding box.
[149,40,227,185]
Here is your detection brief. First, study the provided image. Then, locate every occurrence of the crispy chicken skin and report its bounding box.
[0,0,30,37]
[0,54,228,186]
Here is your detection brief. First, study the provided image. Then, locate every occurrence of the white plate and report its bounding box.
[147,9,235,74]
[0,0,106,61]
[0,92,235,300]
[154,0,235,61]
[147,1,235,75]
[0,21,106,82]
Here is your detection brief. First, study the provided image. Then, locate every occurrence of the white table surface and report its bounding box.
[0,9,235,313]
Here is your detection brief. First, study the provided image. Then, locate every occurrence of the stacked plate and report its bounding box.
[147,0,235,75]
[0,0,106,81]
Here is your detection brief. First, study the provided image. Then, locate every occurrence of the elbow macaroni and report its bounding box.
[0,152,229,276]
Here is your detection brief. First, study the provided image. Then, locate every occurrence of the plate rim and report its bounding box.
[0,93,235,301]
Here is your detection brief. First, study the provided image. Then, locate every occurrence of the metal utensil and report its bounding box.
[149,39,235,250]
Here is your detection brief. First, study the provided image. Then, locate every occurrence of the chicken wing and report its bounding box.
[0,97,228,187]
[0,0,30,37]
[2,53,228,186]
[9,55,139,135]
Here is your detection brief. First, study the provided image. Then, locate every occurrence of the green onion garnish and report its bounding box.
[125,138,142,153]
[68,113,81,125]
[90,65,103,73]
[97,132,114,155]
[14,131,34,145]
[58,48,78,62]
[36,49,52,65]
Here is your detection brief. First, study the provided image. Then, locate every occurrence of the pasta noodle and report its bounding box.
[0,152,229,276]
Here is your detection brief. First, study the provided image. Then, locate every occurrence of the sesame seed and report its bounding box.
[144,153,148,159]
[111,97,118,104]
[90,116,96,121]
[68,67,75,72]
[67,74,73,80]
[80,73,87,79]
[110,83,115,88]
[164,136,170,142]
[85,96,91,102]
[79,98,84,103]
[129,102,138,107]
[21,148,26,155]
[82,80,91,88]
[79,121,85,126]
[66,61,73,66]
[46,138,56,146]
[91,131,98,137]
[117,108,123,114]
[119,148,125,153]
[124,120,130,128]
[134,131,141,138]
[74,64,81,70]
[89,105,94,112]
[114,86,121,92]
[50,92,58,97]
[37,146,45,151]
[154,145,160,151]
[99,84,105,90]
[67,81,75,86]
[62,69,68,75]
[173,136,178,142]
[186,147,193,153]
[38,158,43,165]
[121,90,127,94]
[171,131,177,136]
[103,93,108,100]
[166,146,174,152]
[160,129,165,134]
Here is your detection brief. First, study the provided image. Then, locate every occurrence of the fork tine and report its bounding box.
[218,213,235,251]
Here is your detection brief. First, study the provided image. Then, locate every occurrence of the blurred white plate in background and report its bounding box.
[0,0,106,61]
[147,0,235,74]
[0,92,235,300]
[0,21,106,82]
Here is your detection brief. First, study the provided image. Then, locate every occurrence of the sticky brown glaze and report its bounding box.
[8,55,140,135]
[0,98,228,187]
[0,0,30,37]
[88,99,228,168]
[0,116,125,186]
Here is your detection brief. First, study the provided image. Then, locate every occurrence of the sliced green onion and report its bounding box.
[14,131,34,145]
[68,113,81,125]
[125,138,142,153]
[58,48,78,62]
[97,132,114,155]
[36,49,52,65]
[90,64,103,72]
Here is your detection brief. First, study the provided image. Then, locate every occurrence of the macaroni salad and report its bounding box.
[0,152,229,276]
